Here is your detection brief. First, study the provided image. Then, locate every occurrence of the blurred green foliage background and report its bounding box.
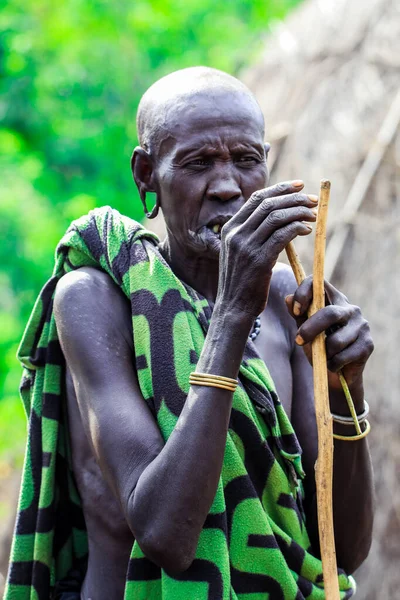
[0,0,300,465]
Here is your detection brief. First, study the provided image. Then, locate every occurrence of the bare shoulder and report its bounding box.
[54,266,129,316]
[269,262,298,299]
[54,267,133,389]
[54,267,132,344]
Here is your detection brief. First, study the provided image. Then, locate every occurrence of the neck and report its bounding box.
[159,236,220,303]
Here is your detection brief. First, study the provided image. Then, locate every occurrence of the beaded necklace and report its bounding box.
[249,316,261,341]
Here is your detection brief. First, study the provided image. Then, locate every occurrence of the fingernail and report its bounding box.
[295,334,305,346]
[293,301,302,316]
[292,180,304,188]
[308,194,319,203]
[304,223,313,231]
[311,207,318,216]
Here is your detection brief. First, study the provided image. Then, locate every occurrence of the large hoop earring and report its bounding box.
[141,190,160,220]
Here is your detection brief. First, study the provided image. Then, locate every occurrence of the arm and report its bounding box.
[54,181,317,572]
[287,274,374,573]
[55,267,254,573]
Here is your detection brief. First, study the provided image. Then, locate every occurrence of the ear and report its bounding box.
[264,142,271,186]
[131,147,156,198]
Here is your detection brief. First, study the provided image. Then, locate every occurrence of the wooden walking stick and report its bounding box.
[286,180,340,600]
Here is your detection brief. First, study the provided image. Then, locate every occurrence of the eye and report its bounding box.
[237,156,259,164]
[187,158,211,167]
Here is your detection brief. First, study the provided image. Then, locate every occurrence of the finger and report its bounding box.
[285,294,308,328]
[291,275,313,317]
[260,221,313,266]
[323,279,350,307]
[231,180,305,225]
[291,277,352,317]
[327,333,374,373]
[295,305,353,346]
[249,200,318,236]
[325,323,360,360]
[285,293,294,314]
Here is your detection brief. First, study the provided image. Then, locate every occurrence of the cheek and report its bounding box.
[161,188,201,235]
[241,166,269,199]
[163,177,205,224]
[160,166,205,202]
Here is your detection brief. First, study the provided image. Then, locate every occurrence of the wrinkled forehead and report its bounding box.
[157,89,265,157]
[165,89,263,128]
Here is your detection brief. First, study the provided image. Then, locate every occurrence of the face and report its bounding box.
[145,90,269,259]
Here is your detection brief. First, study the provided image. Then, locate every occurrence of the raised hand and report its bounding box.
[216,180,318,319]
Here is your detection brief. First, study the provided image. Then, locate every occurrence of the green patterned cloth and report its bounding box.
[6,207,355,599]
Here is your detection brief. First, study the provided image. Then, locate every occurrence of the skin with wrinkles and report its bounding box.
[54,67,374,599]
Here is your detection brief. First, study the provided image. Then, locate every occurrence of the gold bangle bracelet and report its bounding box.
[189,372,238,392]
[190,380,237,392]
[189,378,237,392]
[190,372,238,385]
[189,375,237,386]
[190,380,237,391]
[333,420,371,441]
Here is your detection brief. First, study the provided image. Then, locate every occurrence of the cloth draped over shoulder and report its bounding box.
[5,207,356,599]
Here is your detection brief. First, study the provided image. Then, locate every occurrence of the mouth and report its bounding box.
[189,215,233,257]
[204,215,233,238]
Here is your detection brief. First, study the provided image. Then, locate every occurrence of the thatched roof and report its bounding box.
[242,0,400,597]
[242,0,400,270]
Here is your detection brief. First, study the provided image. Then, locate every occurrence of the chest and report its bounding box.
[252,307,294,418]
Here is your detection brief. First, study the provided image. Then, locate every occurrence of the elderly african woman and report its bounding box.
[6,68,374,599]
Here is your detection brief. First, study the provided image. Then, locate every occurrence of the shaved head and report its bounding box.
[137,66,264,157]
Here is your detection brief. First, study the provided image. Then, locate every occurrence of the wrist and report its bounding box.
[329,375,365,416]
[197,304,254,380]
[212,301,255,334]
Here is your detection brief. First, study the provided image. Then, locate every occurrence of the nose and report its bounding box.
[206,165,241,203]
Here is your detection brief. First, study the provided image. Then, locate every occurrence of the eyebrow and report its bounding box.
[174,141,265,161]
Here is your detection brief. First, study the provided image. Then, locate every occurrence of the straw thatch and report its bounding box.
[242,0,400,597]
